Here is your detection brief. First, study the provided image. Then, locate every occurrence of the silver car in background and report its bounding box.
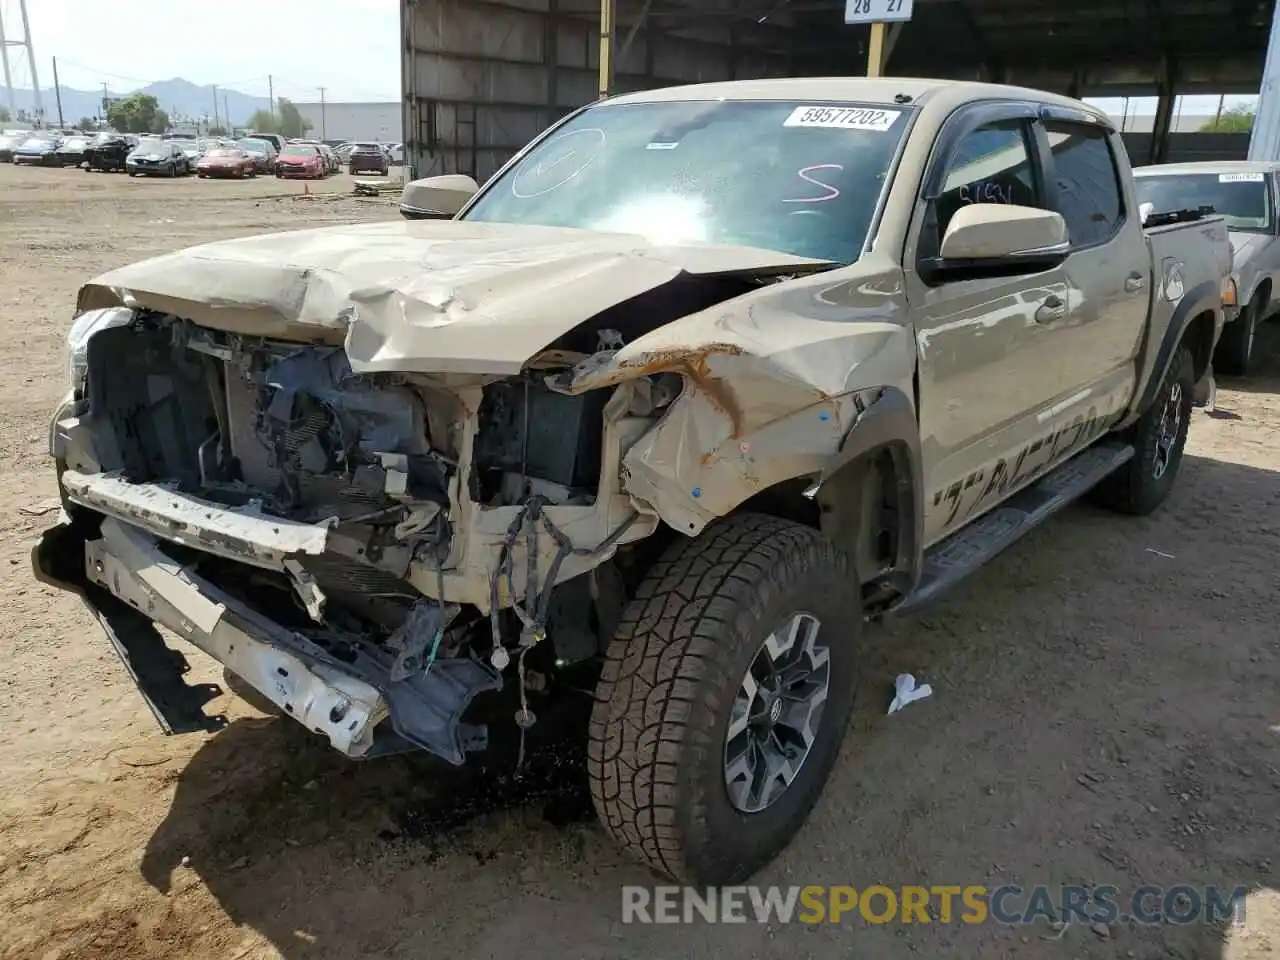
[1135,160,1280,375]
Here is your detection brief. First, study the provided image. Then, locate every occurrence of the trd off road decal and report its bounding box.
[932,407,1109,528]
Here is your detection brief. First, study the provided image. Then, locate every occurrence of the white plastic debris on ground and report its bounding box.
[887,673,933,715]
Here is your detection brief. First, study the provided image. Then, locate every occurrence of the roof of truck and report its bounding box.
[1134,160,1280,176]
[604,77,1110,124]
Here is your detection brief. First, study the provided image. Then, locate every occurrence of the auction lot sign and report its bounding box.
[845,0,915,23]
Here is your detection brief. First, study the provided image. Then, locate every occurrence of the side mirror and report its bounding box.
[928,204,1069,281]
[399,174,480,220]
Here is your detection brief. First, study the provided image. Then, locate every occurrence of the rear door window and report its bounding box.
[1044,121,1125,247]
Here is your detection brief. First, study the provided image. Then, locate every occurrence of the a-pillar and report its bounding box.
[1148,55,1178,165]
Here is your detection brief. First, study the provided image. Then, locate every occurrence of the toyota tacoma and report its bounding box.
[33,78,1231,885]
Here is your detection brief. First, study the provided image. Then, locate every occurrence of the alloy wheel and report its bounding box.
[723,612,830,814]
[1153,381,1184,480]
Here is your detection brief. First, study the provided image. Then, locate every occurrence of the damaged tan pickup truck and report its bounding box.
[34,78,1231,885]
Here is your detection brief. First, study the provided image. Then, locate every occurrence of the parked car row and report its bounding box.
[1,130,340,182]
[294,138,402,172]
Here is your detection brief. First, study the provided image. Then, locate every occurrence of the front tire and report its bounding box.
[588,513,860,884]
[1214,301,1257,376]
[1094,344,1194,516]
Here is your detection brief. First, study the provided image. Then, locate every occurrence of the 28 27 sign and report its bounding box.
[844,0,914,23]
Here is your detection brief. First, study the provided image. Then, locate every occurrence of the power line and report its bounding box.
[52,57,156,87]
[47,57,272,97]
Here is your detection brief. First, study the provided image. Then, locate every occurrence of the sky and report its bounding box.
[4,0,402,101]
[0,0,1263,113]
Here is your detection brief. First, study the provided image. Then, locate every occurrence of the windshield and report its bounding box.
[239,139,269,154]
[462,99,912,263]
[206,149,242,158]
[1135,172,1273,232]
[282,145,318,157]
[20,137,54,149]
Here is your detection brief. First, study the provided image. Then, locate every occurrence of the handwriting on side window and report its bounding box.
[959,180,1014,205]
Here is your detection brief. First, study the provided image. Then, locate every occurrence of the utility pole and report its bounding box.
[319,86,327,139]
[0,0,42,121]
[17,0,39,121]
[1213,93,1226,131]
[51,56,63,128]
[101,82,109,123]
[223,94,229,132]
[268,74,274,120]
[0,12,15,118]
[212,84,219,131]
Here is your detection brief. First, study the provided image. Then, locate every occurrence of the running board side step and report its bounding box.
[896,442,1134,614]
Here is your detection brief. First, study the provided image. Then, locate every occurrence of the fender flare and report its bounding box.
[815,386,924,600]
[1127,279,1220,426]
[1248,275,1272,315]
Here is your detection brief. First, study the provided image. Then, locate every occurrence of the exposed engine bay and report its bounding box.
[50,265,804,764]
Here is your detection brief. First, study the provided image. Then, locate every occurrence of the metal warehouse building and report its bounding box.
[293,102,402,144]
[400,0,1276,181]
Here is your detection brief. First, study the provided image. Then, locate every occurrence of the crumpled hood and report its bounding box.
[76,219,828,375]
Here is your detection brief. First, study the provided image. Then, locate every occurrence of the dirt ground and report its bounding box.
[0,161,1276,960]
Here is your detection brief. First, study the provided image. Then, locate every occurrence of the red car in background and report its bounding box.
[275,144,327,180]
[195,148,257,179]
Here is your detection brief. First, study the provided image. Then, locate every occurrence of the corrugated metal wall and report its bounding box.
[1121,131,1251,164]
[402,0,789,181]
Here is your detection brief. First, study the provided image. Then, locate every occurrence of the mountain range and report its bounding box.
[1,77,277,126]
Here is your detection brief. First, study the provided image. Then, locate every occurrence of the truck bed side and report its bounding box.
[1124,215,1231,424]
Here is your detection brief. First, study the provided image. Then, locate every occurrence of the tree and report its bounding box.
[245,97,312,139]
[1200,104,1255,133]
[277,98,312,139]
[106,93,170,134]
[76,117,99,132]
[208,124,228,136]
[245,109,277,135]
[0,106,9,123]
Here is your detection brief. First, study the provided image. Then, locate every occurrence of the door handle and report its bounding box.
[1035,294,1067,324]
[1125,273,1146,293]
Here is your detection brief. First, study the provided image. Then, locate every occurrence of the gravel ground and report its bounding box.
[0,161,1276,960]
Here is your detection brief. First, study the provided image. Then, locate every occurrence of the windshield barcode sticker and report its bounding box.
[783,106,901,132]
[1218,172,1265,183]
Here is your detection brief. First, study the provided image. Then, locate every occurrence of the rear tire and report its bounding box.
[1214,301,1257,376]
[1093,344,1194,516]
[588,513,860,884]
